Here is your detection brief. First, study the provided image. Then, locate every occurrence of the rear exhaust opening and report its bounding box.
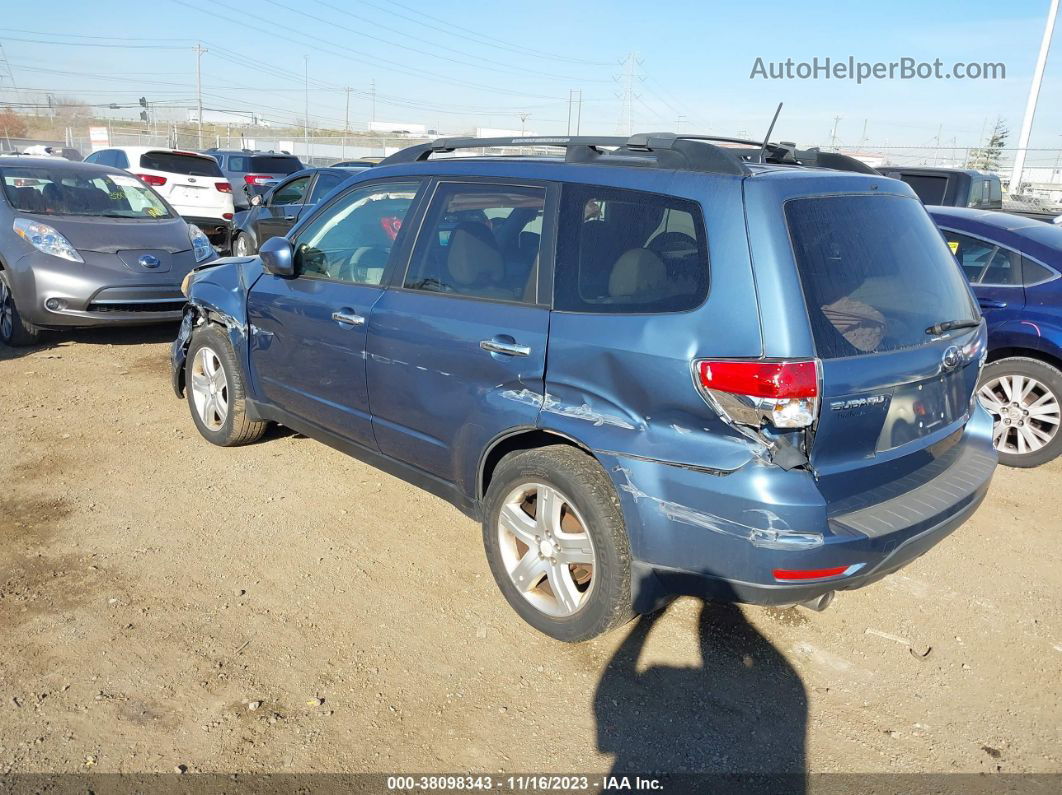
[798,591,835,612]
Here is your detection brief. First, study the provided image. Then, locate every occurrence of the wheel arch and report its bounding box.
[477,427,598,501]
[986,345,1062,372]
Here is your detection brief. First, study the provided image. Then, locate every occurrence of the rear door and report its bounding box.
[782,194,984,497]
[246,179,424,448]
[255,174,313,241]
[365,179,553,494]
[940,228,1027,323]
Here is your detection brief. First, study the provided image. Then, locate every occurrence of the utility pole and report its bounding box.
[576,89,582,135]
[1011,0,1059,196]
[194,42,206,149]
[676,114,687,132]
[370,78,376,124]
[932,123,943,165]
[858,118,868,149]
[303,55,310,160]
[343,85,351,159]
[567,89,573,135]
[616,52,641,136]
[829,116,842,150]
[519,112,530,135]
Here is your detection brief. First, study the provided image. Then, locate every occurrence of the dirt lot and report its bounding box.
[1,326,1060,775]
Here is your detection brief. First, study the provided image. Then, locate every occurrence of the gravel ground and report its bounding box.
[1,326,1060,775]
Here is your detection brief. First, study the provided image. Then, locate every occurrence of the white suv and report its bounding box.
[84,147,234,249]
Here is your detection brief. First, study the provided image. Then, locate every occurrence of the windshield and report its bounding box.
[786,194,978,360]
[2,168,173,219]
[249,156,301,174]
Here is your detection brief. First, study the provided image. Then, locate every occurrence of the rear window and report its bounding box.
[898,174,948,205]
[139,152,223,177]
[555,185,709,313]
[786,195,978,360]
[248,156,301,174]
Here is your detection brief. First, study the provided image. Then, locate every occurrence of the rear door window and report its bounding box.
[404,182,546,303]
[554,185,709,313]
[308,171,346,204]
[139,151,223,177]
[942,230,1022,285]
[786,195,977,359]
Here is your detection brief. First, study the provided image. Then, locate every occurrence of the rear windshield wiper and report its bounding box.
[925,318,981,336]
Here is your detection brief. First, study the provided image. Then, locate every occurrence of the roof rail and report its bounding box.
[380,133,881,177]
[380,134,751,177]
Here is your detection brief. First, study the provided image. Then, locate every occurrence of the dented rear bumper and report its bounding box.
[602,406,996,610]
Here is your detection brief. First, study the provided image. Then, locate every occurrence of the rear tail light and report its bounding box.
[136,173,167,186]
[695,359,820,428]
[215,182,232,193]
[243,174,272,186]
[222,212,233,220]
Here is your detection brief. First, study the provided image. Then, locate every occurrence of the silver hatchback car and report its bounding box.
[0,157,216,346]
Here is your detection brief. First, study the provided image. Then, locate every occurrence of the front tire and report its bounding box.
[978,356,1062,467]
[233,232,255,257]
[185,324,267,446]
[482,445,634,642]
[0,273,41,347]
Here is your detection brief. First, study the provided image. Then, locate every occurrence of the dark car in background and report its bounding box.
[0,158,215,346]
[930,206,1062,467]
[204,149,303,210]
[230,167,361,256]
[173,133,995,642]
[331,160,376,168]
[877,166,1003,211]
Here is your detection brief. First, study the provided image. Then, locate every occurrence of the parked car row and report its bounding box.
[4,131,1060,642]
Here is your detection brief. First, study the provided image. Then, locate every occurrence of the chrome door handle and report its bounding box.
[480,339,531,357]
[282,215,297,221]
[332,311,366,326]
[978,299,1006,309]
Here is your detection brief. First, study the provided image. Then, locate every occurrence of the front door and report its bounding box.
[366,180,553,495]
[247,179,424,448]
[255,174,314,242]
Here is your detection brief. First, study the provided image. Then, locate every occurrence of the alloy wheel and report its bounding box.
[189,346,230,431]
[497,482,596,618]
[978,374,1061,456]
[0,280,13,342]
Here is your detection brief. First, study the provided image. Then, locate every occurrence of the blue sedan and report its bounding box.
[929,206,1062,467]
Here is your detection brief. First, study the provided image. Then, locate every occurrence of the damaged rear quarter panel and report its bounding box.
[541,173,766,472]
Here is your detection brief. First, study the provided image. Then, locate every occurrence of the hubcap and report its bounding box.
[189,347,229,431]
[978,374,1060,456]
[0,281,13,341]
[497,483,595,618]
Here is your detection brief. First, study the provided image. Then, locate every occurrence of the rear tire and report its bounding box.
[185,324,267,447]
[482,445,634,642]
[978,356,1062,468]
[0,273,40,347]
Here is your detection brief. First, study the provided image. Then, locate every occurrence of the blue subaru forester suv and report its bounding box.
[171,134,996,641]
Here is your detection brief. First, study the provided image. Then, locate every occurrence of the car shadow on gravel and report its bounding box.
[594,598,807,783]
[1,324,180,362]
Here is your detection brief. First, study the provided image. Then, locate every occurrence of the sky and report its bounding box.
[1,0,1060,165]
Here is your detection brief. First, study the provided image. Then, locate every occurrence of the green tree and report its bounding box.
[968,118,1008,172]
